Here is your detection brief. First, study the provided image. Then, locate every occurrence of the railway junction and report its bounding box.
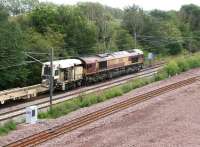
[1,66,200,147]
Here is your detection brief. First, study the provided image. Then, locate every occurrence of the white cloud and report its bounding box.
[40,0,200,10]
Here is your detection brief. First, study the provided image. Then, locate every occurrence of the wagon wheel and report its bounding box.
[1,100,5,104]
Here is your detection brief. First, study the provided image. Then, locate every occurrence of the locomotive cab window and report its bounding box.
[99,61,107,70]
[32,110,35,117]
[87,64,93,69]
[64,70,68,81]
[132,57,138,63]
[54,70,59,76]
[44,65,51,75]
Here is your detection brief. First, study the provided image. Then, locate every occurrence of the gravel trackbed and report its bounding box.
[1,68,200,147]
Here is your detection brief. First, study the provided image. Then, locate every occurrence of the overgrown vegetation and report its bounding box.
[0,121,16,136]
[38,53,200,119]
[155,53,200,80]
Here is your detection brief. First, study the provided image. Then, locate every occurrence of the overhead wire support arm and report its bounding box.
[24,52,49,55]
[0,51,49,70]
[25,49,54,110]
[25,53,44,64]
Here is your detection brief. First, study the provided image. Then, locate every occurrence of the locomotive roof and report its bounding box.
[98,51,130,59]
[130,49,143,54]
[77,49,143,64]
[43,59,82,68]
[77,56,101,64]
[43,49,144,67]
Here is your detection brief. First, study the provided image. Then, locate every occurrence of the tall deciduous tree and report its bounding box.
[1,0,39,15]
[78,2,115,53]
[180,4,200,52]
[123,5,145,36]
[0,4,27,89]
[115,27,135,50]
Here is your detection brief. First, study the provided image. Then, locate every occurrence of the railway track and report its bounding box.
[0,63,163,122]
[1,63,163,107]
[5,76,198,147]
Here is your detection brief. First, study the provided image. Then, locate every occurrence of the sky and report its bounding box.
[40,0,200,11]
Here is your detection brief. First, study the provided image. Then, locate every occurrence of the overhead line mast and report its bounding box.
[25,50,54,110]
[49,48,54,110]
[134,32,137,49]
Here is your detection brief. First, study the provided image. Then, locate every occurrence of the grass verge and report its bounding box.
[0,121,16,136]
[39,53,200,119]
[38,77,154,119]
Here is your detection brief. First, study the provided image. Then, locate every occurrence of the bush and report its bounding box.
[0,121,16,136]
[38,112,49,119]
[154,70,168,81]
[166,42,183,55]
[176,58,190,72]
[164,61,180,76]
[187,56,200,68]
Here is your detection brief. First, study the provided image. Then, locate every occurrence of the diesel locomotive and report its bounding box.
[42,49,144,91]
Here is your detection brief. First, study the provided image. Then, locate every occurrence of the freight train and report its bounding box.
[41,49,144,91]
[0,49,144,104]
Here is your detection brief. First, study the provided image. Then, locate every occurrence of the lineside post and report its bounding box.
[189,39,192,54]
[49,48,54,110]
[134,32,137,48]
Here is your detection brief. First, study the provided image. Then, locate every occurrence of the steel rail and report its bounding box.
[5,76,198,147]
[0,62,164,105]
[0,63,163,122]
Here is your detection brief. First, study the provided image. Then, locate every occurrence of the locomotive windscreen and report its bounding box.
[99,61,107,70]
[44,65,51,75]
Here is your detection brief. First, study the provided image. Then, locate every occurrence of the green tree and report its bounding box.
[115,27,135,50]
[62,7,97,55]
[1,0,39,15]
[124,8,184,55]
[123,5,145,36]
[78,2,115,53]
[30,3,58,33]
[179,4,200,52]
[180,4,200,31]
[0,5,28,89]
